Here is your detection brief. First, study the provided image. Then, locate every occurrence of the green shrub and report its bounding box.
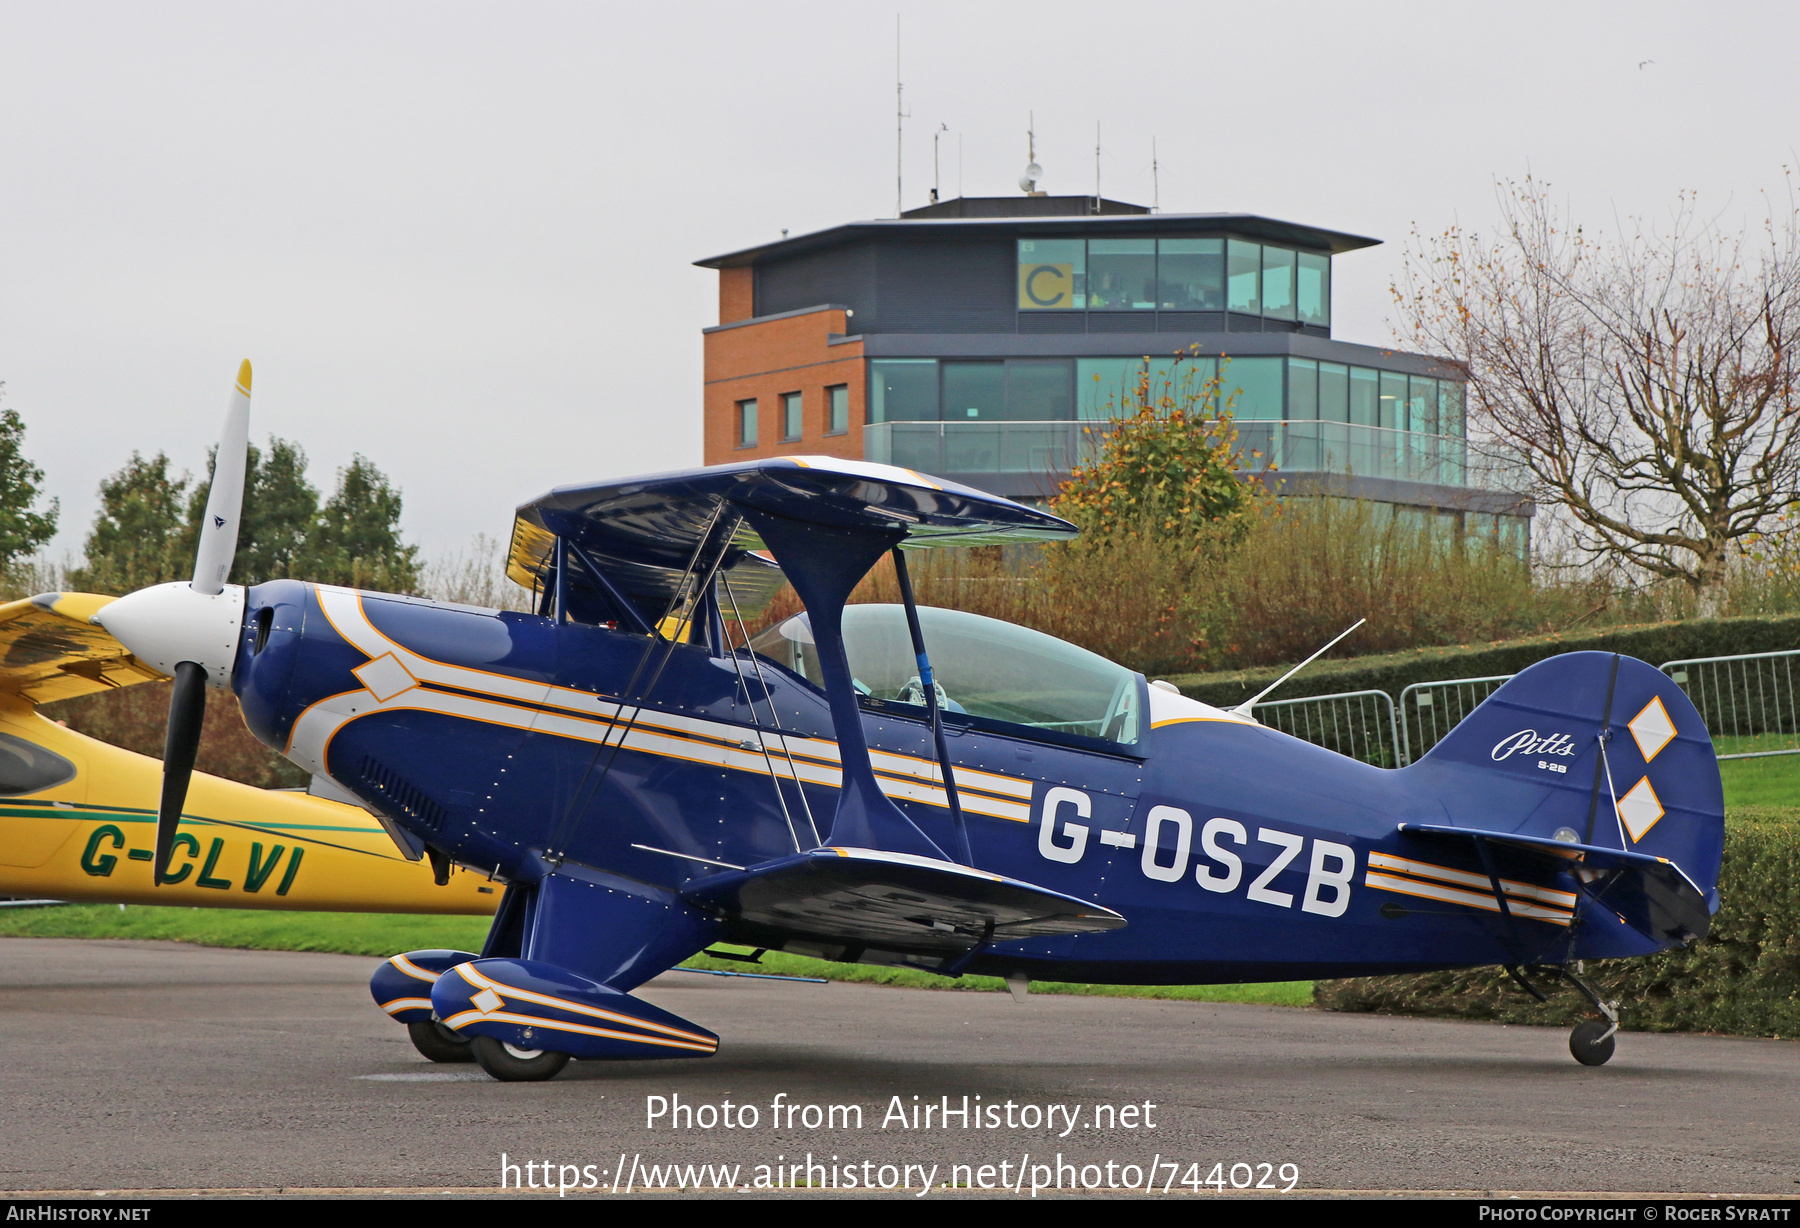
[1316,808,1800,1037]
[1168,613,1800,706]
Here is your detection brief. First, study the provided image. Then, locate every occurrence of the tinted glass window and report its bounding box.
[1017,239,1085,310]
[1287,358,1317,418]
[1410,377,1440,434]
[782,392,803,441]
[1222,356,1283,420]
[1158,238,1224,309]
[1349,367,1379,427]
[1297,252,1331,326]
[1077,357,1144,419]
[827,385,849,435]
[0,734,77,796]
[1261,246,1296,320]
[1146,356,1218,413]
[1226,240,1261,313]
[1006,359,1073,420]
[869,360,938,423]
[1379,371,1408,430]
[1318,362,1349,423]
[1440,381,1466,438]
[1087,239,1156,310]
[942,362,1006,420]
[736,399,757,446]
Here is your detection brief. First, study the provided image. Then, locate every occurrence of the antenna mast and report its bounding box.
[1152,136,1160,212]
[1018,112,1044,197]
[1094,121,1101,212]
[1231,620,1367,717]
[933,123,948,203]
[894,16,910,216]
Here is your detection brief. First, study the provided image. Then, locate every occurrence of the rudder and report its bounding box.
[1410,651,1723,935]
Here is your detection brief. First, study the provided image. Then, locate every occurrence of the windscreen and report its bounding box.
[749,604,1140,746]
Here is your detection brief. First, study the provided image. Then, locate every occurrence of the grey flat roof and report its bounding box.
[696,211,1382,269]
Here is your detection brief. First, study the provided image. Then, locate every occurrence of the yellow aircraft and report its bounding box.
[0,590,498,915]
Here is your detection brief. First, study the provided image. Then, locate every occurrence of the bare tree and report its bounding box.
[1392,178,1800,615]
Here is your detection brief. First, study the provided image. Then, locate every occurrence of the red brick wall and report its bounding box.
[717,267,753,324]
[703,306,865,465]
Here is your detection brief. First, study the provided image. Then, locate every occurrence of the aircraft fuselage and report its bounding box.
[236,580,1705,986]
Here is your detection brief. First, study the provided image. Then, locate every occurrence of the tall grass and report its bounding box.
[0,555,70,601]
[419,532,533,611]
[748,498,1632,676]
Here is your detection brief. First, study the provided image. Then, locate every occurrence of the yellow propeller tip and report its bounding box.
[236,359,252,395]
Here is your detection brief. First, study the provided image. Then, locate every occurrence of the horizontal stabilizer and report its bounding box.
[0,593,165,704]
[682,846,1127,955]
[1400,823,1712,944]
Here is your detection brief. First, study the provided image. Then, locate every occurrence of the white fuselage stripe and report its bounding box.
[288,586,1039,824]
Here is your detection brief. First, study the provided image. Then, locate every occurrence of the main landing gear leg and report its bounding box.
[1560,965,1620,1067]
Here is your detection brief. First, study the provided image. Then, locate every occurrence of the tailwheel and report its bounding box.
[1558,965,1621,1067]
[1569,1020,1616,1066]
[407,1019,475,1064]
[470,1035,571,1082]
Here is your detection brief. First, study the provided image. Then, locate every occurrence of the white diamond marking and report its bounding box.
[353,652,419,703]
[1617,776,1665,842]
[471,987,504,1015]
[1627,696,1677,762]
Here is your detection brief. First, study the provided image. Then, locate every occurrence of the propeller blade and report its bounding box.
[191,359,252,596]
[154,661,208,883]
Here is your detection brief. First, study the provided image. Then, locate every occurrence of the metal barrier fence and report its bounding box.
[1252,689,1403,768]
[1252,647,1800,767]
[1661,649,1800,761]
[1397,675,1516,765]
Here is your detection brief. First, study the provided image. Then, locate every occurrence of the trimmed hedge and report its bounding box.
[1315,808,1800,1038]
[1166,614,1800,708]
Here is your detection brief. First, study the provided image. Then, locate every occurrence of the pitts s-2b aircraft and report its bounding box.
[95,366,1723,1079]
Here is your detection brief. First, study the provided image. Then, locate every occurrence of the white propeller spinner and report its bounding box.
[93,360,251,687]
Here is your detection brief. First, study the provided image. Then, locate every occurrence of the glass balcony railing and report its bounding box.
[864,419,1526,494]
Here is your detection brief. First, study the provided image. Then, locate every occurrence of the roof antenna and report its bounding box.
[932,122,948,204]
[1018,112,1043,196]
[1230,619,1366,718]
[894,15,910,217]
[1093,121,1101,212]
[1152,136,1159,213]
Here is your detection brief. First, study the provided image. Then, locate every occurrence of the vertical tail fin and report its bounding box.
[1410,651,1723,947]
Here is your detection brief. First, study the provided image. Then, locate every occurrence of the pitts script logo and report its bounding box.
[1491,730,1579,762]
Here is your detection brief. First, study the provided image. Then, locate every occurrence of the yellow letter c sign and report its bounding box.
[1019,263,1073,309]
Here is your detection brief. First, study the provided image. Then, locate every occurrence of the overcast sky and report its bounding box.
[3,1,1796,568]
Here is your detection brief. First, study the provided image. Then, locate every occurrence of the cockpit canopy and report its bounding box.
[749,604,1142,750]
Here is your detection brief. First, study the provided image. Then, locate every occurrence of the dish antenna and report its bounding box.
[1019,111,1044,196]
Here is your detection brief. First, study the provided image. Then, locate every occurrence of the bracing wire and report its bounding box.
[543,499,733,862]
[721,574,823,849]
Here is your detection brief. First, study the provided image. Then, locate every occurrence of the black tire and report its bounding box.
[1569,1020,1616,1066]
[470,1034,571,1082]
[407,1019,475,1064]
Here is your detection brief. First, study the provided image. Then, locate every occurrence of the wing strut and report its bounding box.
[743,508,951,861]
[891,546,972,865]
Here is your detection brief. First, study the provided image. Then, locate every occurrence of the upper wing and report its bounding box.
[504,456,1077,623]
[0,593,167,704]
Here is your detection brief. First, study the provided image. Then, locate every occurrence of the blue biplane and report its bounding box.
[95,369,1723,1078]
